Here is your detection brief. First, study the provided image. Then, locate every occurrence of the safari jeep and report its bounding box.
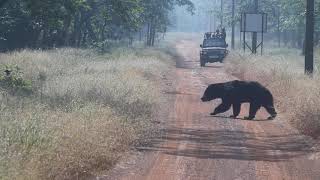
[200,37,228,67]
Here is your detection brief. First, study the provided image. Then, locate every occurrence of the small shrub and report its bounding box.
[0,65,32,96]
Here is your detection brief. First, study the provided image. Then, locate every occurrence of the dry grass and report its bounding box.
[225,48,320,138]
[0,47,171,179]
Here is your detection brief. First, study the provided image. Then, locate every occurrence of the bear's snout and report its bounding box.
[201,96,209,102]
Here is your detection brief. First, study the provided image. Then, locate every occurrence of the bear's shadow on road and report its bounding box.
[137,127,316,162]
[208,115,273,122]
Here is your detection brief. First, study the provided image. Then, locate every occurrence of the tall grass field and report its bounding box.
[225,48,320,138]
[0,47,172,179]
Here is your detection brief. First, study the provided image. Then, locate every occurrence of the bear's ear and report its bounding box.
[200,82,210,89]
[201,84,209,88]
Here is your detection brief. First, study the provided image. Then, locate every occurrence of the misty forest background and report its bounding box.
[0,0,319,52]
[174,0,320,49]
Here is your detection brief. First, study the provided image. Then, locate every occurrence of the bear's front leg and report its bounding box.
[230,103,241,118]
[210,103,231,116]
[244,103,261,120]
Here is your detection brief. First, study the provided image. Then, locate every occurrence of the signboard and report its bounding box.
[241,13,267,33]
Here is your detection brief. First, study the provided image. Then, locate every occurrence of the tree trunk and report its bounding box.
[81,29,88,47]
[283,31,288,46]
[151,28,156,46]
[72,12,81,47]
[36,29,44,49]
[100,19,108,41]
[290,31,296,48]
[147,21,151,46]
[231,0,235,49]
[315,31,320,46]
[305,0,314,75]
[86,21,97,43]
[42,28,49,49]
[220,0,223,27]
[139,29,142,41]
[277,7,281,48]
[62,16,71,46]
[147,17,156,46]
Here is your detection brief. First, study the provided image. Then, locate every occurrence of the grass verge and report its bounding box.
[0,47,172,179]
[225,49,320,138]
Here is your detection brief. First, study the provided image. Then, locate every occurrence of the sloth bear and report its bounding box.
[201,80,277,120]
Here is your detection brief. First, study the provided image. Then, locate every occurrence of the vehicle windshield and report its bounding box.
[203,39,226,47]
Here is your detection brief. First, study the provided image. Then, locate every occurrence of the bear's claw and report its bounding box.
[267,116,275,120]
[210,112,216,116]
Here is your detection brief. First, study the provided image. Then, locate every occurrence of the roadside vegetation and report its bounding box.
[225,48,320,138]
[0,47,172,179]
[0,0,195,179]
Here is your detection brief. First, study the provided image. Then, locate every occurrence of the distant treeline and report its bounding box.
[216,0,320,48]
[0,0,194,51]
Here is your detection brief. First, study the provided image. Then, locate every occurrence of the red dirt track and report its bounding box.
[103,39,320,180]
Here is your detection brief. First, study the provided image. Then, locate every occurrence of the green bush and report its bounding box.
[0,65,32,96]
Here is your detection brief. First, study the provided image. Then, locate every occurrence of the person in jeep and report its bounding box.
[200,30,228,67]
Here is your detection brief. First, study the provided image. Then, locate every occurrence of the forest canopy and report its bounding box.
[0,0,194,51]
[1,0,319,51]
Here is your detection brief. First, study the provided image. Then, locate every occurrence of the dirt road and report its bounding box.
[103,39,320,180]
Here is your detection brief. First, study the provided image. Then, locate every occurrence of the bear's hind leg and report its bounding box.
[264,105,277,120]
[211,103,231,116]
[244,103,261,120]
[230,103,241,118]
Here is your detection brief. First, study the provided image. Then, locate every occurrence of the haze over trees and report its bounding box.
[172,0,320,49]
[0,0,194,51]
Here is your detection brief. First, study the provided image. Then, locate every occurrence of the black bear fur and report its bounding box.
[201,80,277,120]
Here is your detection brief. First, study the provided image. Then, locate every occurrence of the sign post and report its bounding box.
[220,0,223,27]
[240,13,267,55]
[231,0,235,49]
[252,0,259,54]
